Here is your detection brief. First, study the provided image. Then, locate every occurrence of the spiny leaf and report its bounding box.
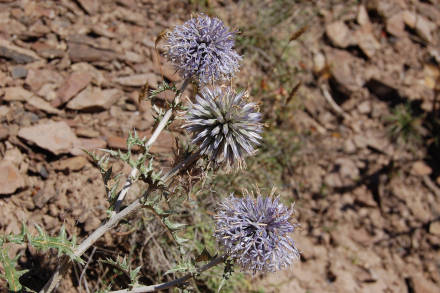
[163,261,196,276]
[172,232,189,245]
[163,218,187,231]
[28,225,83,264]
[0,248,28,292]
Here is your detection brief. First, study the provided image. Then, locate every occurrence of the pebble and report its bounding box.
[53,156,88,172]
[18,121,79,155]
[67,87,120,111]
[52,71,93,107]
[4,87,33,102]
[11,66,28,79]
[0,160,25,194]
[113,73,159,87]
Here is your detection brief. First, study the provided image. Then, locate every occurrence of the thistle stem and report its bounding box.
[109,255,225,293]
[114,78,190,212]
[40,79,191,293]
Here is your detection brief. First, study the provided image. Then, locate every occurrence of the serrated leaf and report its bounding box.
[172,232,188,245]
[163,218,186,231]
[0,248,28,291]
[163,261,196,276]
[28,225,83,264]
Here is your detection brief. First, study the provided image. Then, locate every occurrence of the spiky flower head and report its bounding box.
[183,86,262,169]
[214,190,300,273]
[165,14,241,84]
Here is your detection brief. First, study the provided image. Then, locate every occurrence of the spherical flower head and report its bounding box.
[165,14,241,84]
[214,191,300,273]
[183,86,262,169]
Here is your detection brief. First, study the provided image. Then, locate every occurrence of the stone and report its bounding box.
[53,156,88,172]
[11,66,28,79]
[107,135,131,150]
[0,161,25,194]
[357,5,371,26]
[327,49,365,94]
[68,42,116,63]
[67,87,120,111]
[37,83,57,101]
[84,215,101,232]
[429,222,440,236]
[76,0,99,14]
[75,127,100,138]
[4,87,33,102]
[52,72,92,107]
[123,51,144,63]
[355,26,381,58]
[357,100,371,114]
[386,12,406,37]
[0,39,40,64]
[409,274,439,293]
[411,161,432,176]
[0,126,9,140]
[18,121,79,155]
[313,52,326,73]
[0,106,10,118]
[325,21,354,48]
[71,62,106,86]
[25,69,63,92]
[414,16,435,43]
[113,73,159,87]
[70,137,107,156]
[31,41,65,59]
[27,96,62,115]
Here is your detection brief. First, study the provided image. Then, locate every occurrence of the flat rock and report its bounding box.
[0,126,9,140]
[75,127,100,138]
[11,66,28,79]
[27,96,62,115]
[113,73,159,87]
[411,161,432,176]
[414,15,436,43]
[53,156,88,171]
[0,160,25,194]
[52,72,92,107]
[327,49,366,94]
[0,39,40,64]
[355,26,381,58]
[18,121,79,155]
[386,12,406,37]
[76,0,99,14]
[25,68,63,92]
[4,87,33,102]
[70,137,107,156]
[67,87,120,111]
[429,222,440,236]
[325,21,354,48]
[68,42,116,63]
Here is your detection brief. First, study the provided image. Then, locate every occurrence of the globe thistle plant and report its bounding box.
[165,14,241,84]
[183,86,262,169]
[214,190,300,273]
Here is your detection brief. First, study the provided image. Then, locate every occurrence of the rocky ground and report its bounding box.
[0,0,440,292]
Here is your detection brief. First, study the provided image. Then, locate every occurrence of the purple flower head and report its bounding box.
[214,190,300,273]
[165,14,241,84]
[183,86,262,169]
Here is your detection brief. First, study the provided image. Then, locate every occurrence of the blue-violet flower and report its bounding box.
[165,14,241,84]
[214,191,300,273]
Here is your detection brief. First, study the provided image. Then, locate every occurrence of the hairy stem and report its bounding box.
[110,255,225,293]
[40,79,192,293]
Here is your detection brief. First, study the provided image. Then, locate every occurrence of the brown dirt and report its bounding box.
[0,0,439,292]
